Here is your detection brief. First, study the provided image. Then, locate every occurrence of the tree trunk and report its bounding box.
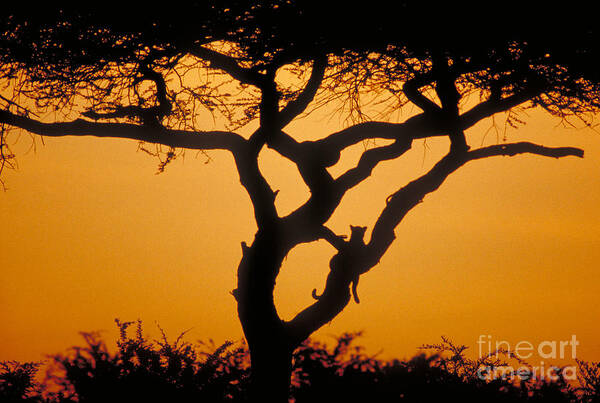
[247,337,293,402]
[235,228,294,402]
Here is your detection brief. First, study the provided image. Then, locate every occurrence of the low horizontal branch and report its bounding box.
[0,109,244,152]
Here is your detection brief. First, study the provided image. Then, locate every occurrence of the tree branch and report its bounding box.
[366,141,583,267]
[305,115,440,166]
[286,225,367,346]
[285,141,583,343]
[278,56,327,128]
[459,87,544,130]
[283,138,413,241]
[403,79,440,114]
[431,54,470,152]
[317,225,347,250]
[279,116,441,242]
[335,139,412,191]
[188,46,267,88]
[234,147,280,229]
[273,81,551,248]
[63,64,171,126]
[0,109,244,152]
[0,103,282,230]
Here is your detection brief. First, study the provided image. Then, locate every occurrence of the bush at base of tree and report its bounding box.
[1,320,599,403]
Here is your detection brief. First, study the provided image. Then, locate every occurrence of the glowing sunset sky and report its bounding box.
[1,103,599,369]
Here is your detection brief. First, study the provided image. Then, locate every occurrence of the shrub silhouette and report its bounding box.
[577,360,600,403]
[41,319,250,403]
[0,361,42,403]
[1,321,598,402]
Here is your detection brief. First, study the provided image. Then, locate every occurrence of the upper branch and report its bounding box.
[403,79,440,114]
[335,139,412,191]
[459,87,544,130]
[138,64,172,119]
[366,141,584,266]
[188,46,268,88]
[432,55,469,152]
[263,56,327,160]
[304,114,442,167]
[278,56,328,128]
[276,75,548,247]
[81,62,173,126]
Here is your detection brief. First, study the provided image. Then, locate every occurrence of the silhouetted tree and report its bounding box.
[1,2,599,400]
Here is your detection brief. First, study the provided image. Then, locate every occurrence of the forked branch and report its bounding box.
[286,141,583,344]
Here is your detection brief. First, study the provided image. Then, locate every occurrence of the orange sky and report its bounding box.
[1,104,599,370]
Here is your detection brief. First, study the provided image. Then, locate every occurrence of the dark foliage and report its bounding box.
[0,361,41,403]
[2,1,599,129]
[2,321,599,403]
[42,319,251,403]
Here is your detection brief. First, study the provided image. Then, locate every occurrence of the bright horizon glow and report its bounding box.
[1,103,599,370]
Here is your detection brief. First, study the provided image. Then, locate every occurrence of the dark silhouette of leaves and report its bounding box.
[2,321,598,402]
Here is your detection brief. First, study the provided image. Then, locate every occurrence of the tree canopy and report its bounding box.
[2,1,599,131]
